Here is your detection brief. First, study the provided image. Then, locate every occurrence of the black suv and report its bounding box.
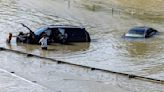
[16,25,91,44]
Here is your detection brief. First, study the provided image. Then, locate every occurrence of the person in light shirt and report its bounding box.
[39,34,48,50]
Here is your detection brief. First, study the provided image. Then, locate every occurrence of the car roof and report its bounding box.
[130,26,152,31]
[47,25,85,29]
[129,27,145,33]
[34,25,86,35]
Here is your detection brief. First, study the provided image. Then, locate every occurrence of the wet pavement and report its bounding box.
[0,69,53,92]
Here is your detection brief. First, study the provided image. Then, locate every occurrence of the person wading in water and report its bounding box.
[6,33,13,43]
[39,33,48,50]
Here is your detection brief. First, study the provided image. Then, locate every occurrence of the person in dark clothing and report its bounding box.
[6,33,13,43]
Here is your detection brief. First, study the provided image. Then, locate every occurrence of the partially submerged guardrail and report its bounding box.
[0,47,163,84]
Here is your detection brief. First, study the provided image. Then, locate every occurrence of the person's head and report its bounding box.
[43,34,47,38]
[9,33,12,37]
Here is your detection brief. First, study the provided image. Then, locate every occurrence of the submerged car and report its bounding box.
[16,24,91,44]
[123,26,158,38]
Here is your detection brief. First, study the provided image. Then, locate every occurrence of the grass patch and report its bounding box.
[82,3,102,11]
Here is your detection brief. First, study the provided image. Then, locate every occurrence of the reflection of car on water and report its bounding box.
[123,27,158,38]
[16,24,91,44]
[16,42,90,52]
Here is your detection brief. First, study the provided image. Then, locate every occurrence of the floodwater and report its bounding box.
[0,0,164,92]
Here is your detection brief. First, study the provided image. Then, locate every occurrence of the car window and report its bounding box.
[45,29,51,36]
[58,28,65,35]
[128,29,145,35]
[147,29,153,34]
[34,27,47,35]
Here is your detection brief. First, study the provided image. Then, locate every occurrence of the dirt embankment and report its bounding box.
[76,0,164,16]
[116,0,164,11]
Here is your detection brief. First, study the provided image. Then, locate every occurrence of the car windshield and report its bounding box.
[34,27,47,35]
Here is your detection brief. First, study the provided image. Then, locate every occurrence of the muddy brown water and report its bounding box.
[0,0,164,91]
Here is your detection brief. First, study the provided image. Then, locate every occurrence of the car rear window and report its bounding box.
[128,28,145,35]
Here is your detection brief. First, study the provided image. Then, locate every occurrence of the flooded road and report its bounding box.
[0,0,164,91]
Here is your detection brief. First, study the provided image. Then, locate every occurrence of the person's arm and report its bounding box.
[39,38,43,43]
[12,35,17,37]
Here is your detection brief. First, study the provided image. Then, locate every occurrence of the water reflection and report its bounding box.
[6,43,13,49]
[16,42,90,53]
